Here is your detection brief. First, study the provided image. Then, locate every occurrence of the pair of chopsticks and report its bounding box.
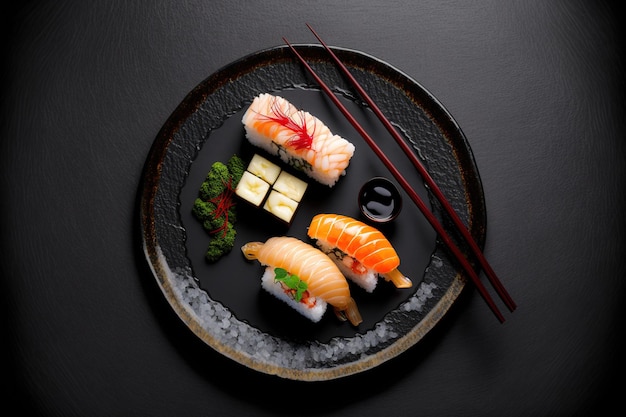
[283,24,516,323]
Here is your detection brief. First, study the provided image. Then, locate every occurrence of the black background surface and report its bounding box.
[2,1,624,416]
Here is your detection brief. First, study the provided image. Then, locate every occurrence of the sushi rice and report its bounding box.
[260,266,327,322]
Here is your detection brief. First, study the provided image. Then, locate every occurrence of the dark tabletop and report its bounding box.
[2,1,624,416]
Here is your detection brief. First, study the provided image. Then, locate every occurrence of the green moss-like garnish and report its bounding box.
[192,154,245,263]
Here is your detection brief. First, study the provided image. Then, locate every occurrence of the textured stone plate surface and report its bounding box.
[139,44,486,381]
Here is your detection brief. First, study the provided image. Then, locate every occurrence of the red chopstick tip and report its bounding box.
[497,312,506,324]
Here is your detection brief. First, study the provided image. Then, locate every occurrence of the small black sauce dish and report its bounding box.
[358,177,402,223]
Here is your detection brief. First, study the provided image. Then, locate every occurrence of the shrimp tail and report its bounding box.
[382,269,412,289]
[333,297,362,326]
[241,242,264,260]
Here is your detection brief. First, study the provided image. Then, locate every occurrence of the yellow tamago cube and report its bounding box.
[247,154,281,185]
[263,190,298,223]
[235,171,270,207]
[272,171,308,202]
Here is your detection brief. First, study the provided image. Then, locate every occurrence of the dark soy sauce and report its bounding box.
[358,177,402,223]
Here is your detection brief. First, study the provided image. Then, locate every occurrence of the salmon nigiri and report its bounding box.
[241,236,362,326]
[307,214,412,292]
[241,93,355,187]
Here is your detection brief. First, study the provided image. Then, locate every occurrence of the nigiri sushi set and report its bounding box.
[142,42,489,379]
[190,92,413,327]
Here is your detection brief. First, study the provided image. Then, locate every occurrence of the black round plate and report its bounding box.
[140,44,486,381]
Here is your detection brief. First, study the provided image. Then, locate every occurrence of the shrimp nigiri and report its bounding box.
[241,236,362,326]
[307,214,412,292]
[241,93,355,187]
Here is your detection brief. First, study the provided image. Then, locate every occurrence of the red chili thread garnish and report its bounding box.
[262,97,316,150]
[208,176,235,237]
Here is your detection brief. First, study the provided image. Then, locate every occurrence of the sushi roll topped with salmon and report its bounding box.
[241,93,355,187]
[308,213,412,293]
[241,236,362,326]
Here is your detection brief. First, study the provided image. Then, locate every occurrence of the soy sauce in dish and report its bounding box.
[358,177,402,223]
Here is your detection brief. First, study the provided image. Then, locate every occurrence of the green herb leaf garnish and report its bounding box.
[274,268,308,302]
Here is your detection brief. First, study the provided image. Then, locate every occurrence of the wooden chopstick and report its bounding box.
[303,24,516,312]
[282,37,506,323]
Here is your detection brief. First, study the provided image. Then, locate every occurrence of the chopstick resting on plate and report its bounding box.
[303,24,516,313]
[283,28,515,323]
